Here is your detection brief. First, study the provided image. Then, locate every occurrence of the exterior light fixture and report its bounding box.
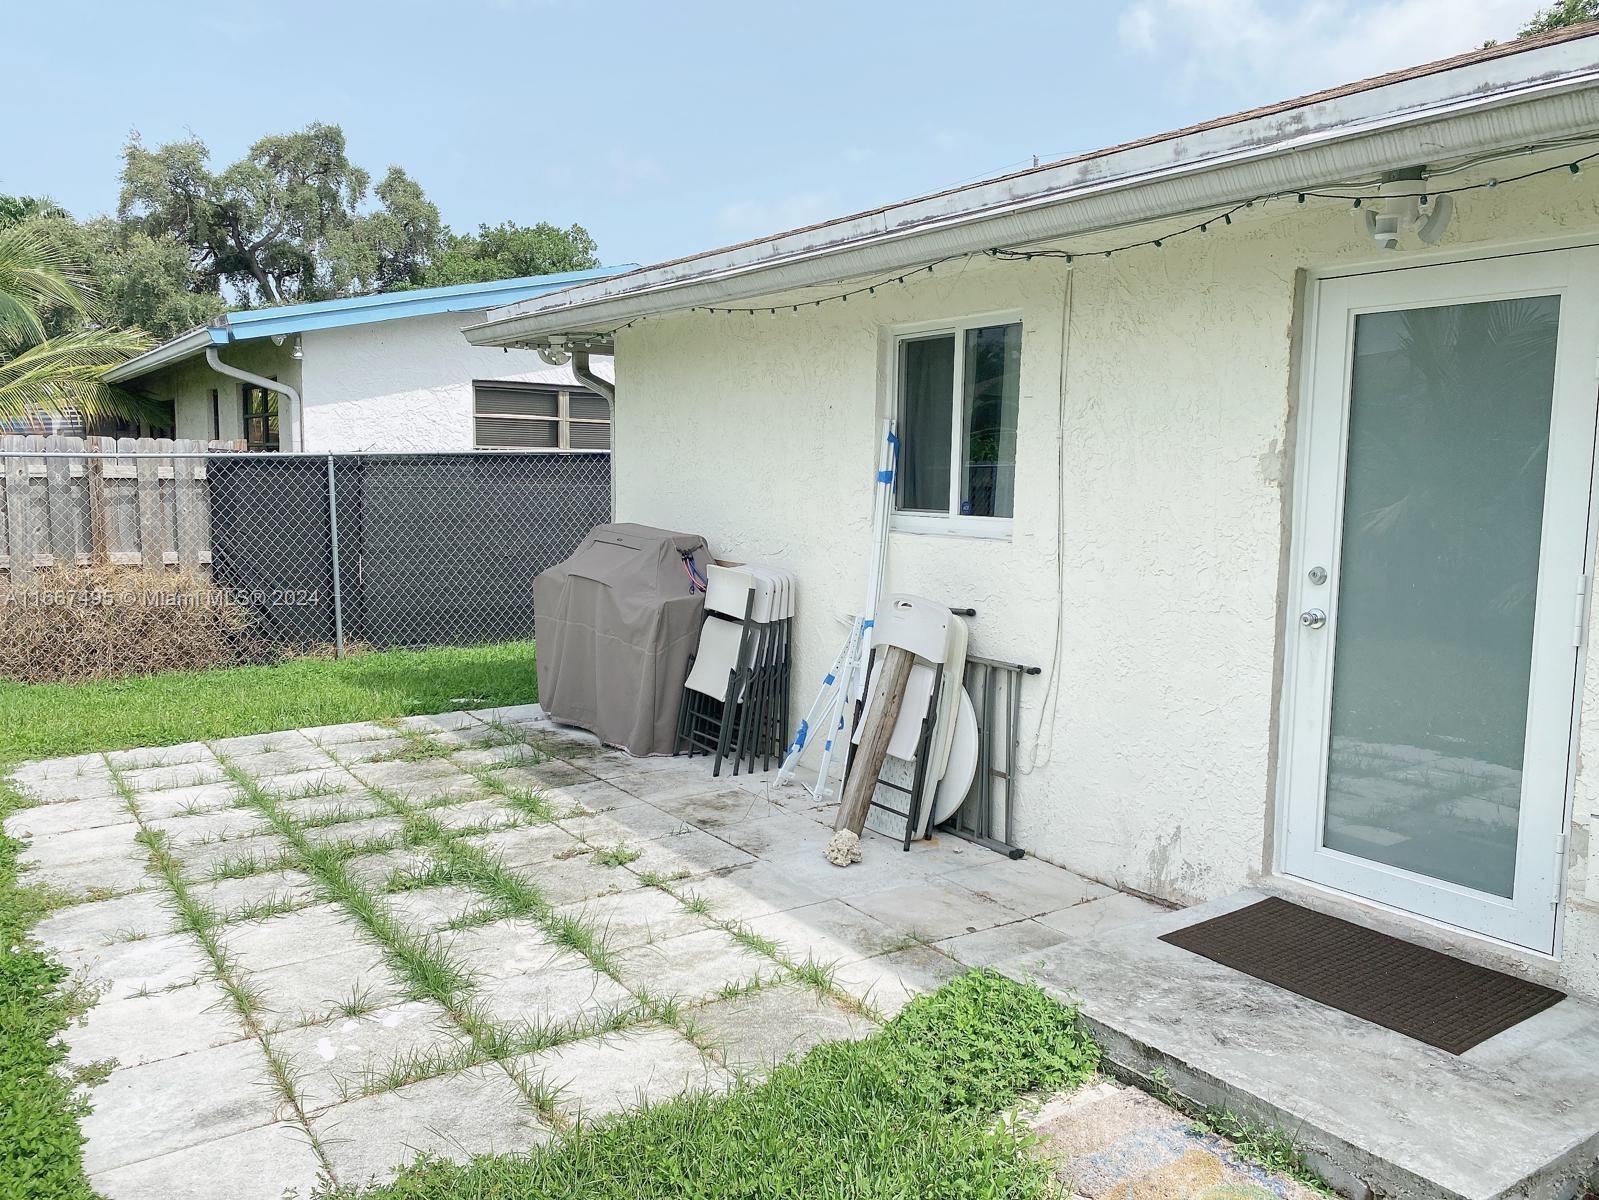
[290,335,303,360]
[1359,167,1453,250]
[537,334,572,367]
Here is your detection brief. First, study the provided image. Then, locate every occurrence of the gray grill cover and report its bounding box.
[533,523,710,756]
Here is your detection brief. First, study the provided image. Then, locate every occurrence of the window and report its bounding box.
[894,320,1021,523]
[209,388,221,442]
[472,382,612,451]
[242,383,280,451]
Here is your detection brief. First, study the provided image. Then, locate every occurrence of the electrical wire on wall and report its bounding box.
[522,138,1599,352]
[1022,258,1073,777]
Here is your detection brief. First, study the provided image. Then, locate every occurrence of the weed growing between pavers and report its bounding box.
[108,766,338,1178]
[1148,1067,1333,1194]
[0,779,100,1200]
[320,970,1097,1200]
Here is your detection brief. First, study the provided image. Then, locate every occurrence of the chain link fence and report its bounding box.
[0,440,610,681]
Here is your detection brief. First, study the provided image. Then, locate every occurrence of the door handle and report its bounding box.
[1300,609,1327,630]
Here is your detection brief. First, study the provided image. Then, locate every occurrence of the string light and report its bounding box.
[567,144,1599,340]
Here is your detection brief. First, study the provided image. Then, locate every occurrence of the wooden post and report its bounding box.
[834,644,916,839]
[135,437,162,570]
[3,436,35,586]
[173,439,208,575]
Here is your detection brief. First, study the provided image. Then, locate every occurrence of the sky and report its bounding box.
[4,0,1545,270]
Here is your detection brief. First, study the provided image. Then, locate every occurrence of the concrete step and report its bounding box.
[997,890,1599,1200]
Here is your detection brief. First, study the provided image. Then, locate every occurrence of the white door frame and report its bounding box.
[1278,247,1599,954]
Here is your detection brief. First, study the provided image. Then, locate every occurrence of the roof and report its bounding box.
[107,265,635,383]
[465,24,1599,350]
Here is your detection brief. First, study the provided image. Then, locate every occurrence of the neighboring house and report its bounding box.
[102,267,630,453]
[465,27,1599,1001]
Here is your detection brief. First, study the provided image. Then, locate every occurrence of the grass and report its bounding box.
[0,643,539,1199]
[0,779,99,1200]
[0,642,537,765]
[321,969,1099,1200]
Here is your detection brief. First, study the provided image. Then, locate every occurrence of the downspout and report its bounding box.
[205,346,304,451]
[573,349,616,518]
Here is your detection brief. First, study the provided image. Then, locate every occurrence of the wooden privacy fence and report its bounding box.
[0,436,244,584]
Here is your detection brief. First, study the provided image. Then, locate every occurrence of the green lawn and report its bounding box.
[0,643,540,1200]
[322,969,1099,1200]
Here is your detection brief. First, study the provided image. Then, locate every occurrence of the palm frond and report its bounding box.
[0,327,151,424]
[0,224,103,327]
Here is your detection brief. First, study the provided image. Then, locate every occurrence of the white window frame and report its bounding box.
[886,311,1021,539]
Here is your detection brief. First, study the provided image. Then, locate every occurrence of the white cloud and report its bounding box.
[1116,0,1531,98]
[718,190,841,238]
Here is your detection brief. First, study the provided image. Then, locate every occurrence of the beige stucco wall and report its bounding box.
[138,339,301,445]
[609,150,1599,996]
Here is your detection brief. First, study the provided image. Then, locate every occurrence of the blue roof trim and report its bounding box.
[208,265,636,344]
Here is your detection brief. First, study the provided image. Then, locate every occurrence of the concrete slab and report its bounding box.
[514,855,641,906]
[66,979,246,1070]
[939,918,1071,967]
[512,1024,732,1122]
[709,809,832,857]
[552,886,716,951]
[105,742,212,769]
[120,759,226,795]
[1010,892,1599,1200]
[382,885,489,932]
[461,823,582,870]
[80,1037,278,1172]
[147,807,270,848]
[90,1120,324,1200]
[20,850,150,899]
[558,801,690,843]
[487,758,596,791]
[303,720,394,746]
[352,759,482,800]
[1035,891,1168,939]
[276,790,385,823]
[466,952,636,1029]
[744,899,909,966]
[649,786,782,829]
[217,904,372,973]
[302,815,406,849]
[11,770,122,805]
[327,735,414,765]
[131,780,244,820]
[691,983,876,1073]
[611,927,777,1002]
[443,917,557,981]
[622,826,755,880]
[344,848,434,890]
[20,822,142,869]
[249,943,408,1031]
[312,1065,550,1189]
[210,731,312,757]
[188,869,319,922]
[671,861,834,922]
[177,833,294,882]
[228,744,340,778]
[4,795,131,839]
[425,797,520,832]
[844,880,1024,940]
[268,1000,467,1113]
[940,856,1115,917]
[33,890,177,954]
[829,946,966,1018]
[61,930,214,1001]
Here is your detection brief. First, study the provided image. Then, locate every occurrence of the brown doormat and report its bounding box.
[1159,897,1564,1054]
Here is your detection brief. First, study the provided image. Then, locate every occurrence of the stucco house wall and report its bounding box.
[296,311,564,453]
[608,155,1599,997]
[139,339,301,444]
[140,311,584,452]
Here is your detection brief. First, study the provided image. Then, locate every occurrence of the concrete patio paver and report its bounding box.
[8,704,1136,1193]
[90,1120,325,1200]
[311,1065,551,1189]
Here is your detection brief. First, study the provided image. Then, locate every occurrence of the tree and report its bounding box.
[422,220,599,287]
[117,123,446,306]
[1520,0,1599,35]
[0,224,149,424]
[32,215,224,341]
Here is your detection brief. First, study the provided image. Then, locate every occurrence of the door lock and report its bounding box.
[1300,609,1327,630]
